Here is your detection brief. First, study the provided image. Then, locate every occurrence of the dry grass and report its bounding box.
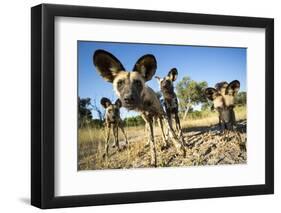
[181,105,246,128]
[78,106,247,170]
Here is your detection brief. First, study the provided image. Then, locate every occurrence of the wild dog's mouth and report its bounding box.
[121,100,139,110]
[123,103,137,110]
[119,92,142,109]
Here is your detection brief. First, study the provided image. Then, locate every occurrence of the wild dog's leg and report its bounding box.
[175,113,184,142]
[218,114,225,133]
[144,122,150,147]
[174,113,181,132]
[158,118,169,148]
[148,119,157,167]
[119,123,129,147]
[111,125,116,148]
[119,122,130,164]
[116,125,120,150]
[113,124,120,151]
[165,111,172,139]
[142,115,157,167]
[163,115,186,157]
[104,124,111,158]
[230,109,236,130]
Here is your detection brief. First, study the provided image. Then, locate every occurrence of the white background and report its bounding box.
[0,0,279,212]
[55,17,265,196]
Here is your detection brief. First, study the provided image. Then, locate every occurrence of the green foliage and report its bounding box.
[78,97,105,128]
[124,115,145,127]
[235,91,247,106]
[176,76,208,117]
[201,102,213,111]
[187,110,214,120]
[78,97,93,128]
[89,119,104,128]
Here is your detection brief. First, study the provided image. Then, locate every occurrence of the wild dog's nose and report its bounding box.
[124,94,134,103]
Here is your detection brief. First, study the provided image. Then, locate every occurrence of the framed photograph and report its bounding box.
[31,4,274,209]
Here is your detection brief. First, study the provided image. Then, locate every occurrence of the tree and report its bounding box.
[91,99,104,121]
[235,91,247,106]
[201,102,213,111]
[124,115,145,127]
[78,97,93,128]
[176,76,208,119]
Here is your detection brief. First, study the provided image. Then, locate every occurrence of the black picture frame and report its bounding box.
[31,3,274,209]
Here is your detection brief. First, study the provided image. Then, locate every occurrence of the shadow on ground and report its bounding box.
[79,120,247,170]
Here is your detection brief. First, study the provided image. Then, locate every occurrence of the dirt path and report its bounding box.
[78,120,247,170]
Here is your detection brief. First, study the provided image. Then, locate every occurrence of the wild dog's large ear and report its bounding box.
[133,54,157,81]
[215,81,228,89]
[226,80,240,96]
[93,50,125,82]
[167,68,178,81]
[215,81,228,94]
[204,88,218,101]
[115,99,122,108]
[100,97,112,108]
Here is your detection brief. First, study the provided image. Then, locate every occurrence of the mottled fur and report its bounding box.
[155,68,184,141]
[205,80,240,131]
[100,97,128,158]
[94,50,186,166]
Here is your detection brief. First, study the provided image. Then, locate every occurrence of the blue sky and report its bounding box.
[78,41,246,119]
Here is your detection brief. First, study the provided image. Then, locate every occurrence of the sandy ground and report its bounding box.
[78,120,247,170]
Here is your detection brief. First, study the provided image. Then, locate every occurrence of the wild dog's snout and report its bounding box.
[124,94,134,103]
[119,84,142,109]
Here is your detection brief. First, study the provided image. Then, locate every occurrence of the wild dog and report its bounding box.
[93,49,186,167]
[204,80,240,131]
[155,68,184,142]
[100,97,128,158]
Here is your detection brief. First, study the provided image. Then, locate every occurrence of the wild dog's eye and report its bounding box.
[134,80,143,90]
[117,79,125,89]
[108,109,112,113]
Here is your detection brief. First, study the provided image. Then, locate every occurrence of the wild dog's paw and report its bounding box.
[161,143,170,151]
[123,143,129,150]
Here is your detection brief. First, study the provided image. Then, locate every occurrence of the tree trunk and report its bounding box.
[183,106,190,120]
